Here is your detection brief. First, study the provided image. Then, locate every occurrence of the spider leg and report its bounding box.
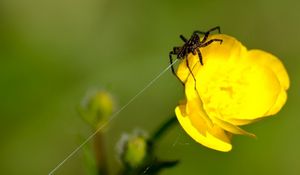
[206,26,221,34]
[196,48,203,65]
[185,55,197,90]
[169,52,185,86]
[193,30,206,35]
[192,49,197,55]
[173,46,181,53]
[169,51,176,76]
[199,26,221,44]
[180,35,188,42]
[201,39,223,47]
[200,31,210,44]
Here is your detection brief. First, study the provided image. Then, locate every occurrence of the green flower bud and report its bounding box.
[117,130,148,168]
[78,89,115,128]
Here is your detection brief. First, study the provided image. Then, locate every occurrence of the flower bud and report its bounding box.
[117,130,148,168]
[78,89,115,128]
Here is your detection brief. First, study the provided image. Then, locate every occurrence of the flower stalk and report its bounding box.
[93,132,108,175]
[150,116,177,143]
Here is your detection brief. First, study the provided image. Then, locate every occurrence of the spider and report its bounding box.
[169,26,223,85]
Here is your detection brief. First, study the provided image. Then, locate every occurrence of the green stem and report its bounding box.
[93,132,108,175]
[150,115,177,142]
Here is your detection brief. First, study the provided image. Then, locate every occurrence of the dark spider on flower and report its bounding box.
[169,26,223,84]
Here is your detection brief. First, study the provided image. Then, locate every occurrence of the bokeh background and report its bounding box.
[1,0,299,174]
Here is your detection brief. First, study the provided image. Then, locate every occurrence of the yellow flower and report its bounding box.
[175,34,290,152]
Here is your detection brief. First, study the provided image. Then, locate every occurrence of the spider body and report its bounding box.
[169,26,223,84]
[171,33,201,61]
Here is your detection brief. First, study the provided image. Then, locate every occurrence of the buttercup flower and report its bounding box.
[175,34,290,152]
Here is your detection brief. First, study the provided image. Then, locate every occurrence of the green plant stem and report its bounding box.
[93,132,108,175]
[150,115,177,142]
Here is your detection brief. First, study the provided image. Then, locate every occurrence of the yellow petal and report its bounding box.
[230,63,281,119]
[212,117,256,138]
[247,50,290,116]
[186,98,213,131]
[248,50,290,90]
[265,88,288,116]
[200,34,248,64]
[225,118,262,126]
[175,104,232,152]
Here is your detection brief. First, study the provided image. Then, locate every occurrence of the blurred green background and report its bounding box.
[1,0,299,174]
